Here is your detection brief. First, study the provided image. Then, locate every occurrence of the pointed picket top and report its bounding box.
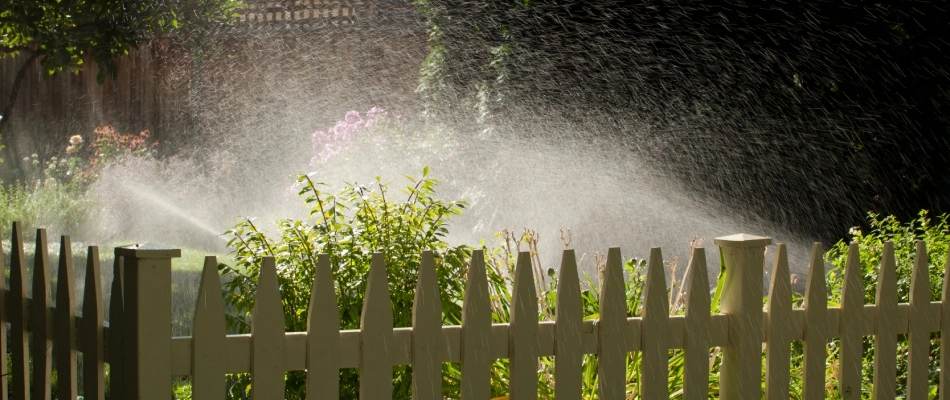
[192,256,227,400]
[56,235,78,399]
[9,222,28,399]
[906,241,932,399]
[509,251,540,400]
[641,248,670,400]
[683,247,711,400]
[940,250,950,400]
[307,254,340,400]
[872,242,898,400]
[765,244,793,400]
[801,242,828,400]
[360,252,394,399]
[82,246,106,400]
[252,256,286,399]
[598,247,627,400]
[460,250,492,400]
[837,243,866,400]
[108,252,125,398]
[554,249,583,400]
[31,229,53,400]
[413,251,443,400]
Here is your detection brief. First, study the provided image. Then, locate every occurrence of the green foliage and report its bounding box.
[824,211,950,399]
[221,169,472,399]
[0,0,243,81]
[0,125,157,236]
[0,179,90,235]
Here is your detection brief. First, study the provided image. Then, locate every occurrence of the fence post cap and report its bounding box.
[714,233,772,248]
[114,243,182,259]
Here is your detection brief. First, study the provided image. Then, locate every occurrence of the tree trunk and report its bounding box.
[0,50,41,180]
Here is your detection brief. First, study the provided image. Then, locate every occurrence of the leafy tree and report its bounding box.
[0,0,242,134]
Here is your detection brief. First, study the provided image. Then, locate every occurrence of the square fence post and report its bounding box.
[114,243,181,400]
[714,234,771,400]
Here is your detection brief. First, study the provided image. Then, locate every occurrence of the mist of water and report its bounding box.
[70,3,889,286]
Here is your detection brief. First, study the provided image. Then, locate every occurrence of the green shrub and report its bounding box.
[221,168,472,399]
[0,180,91,235]
[825,210,950,399]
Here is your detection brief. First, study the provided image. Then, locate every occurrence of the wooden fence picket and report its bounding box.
[360,252,394,399]
[252,256,286,398]
[0,227,8,400]
[55,235,78,399]
[192,256,227,400]
[765,244,793,400]
[307,254,340,400]
[460,250,492,400]
[31,229,53,400]
[941,251,950,400]
[108,254,125,398]
[682,247,710,400]
[554,250,583,400]
[641,248,670,400]
[872,242,898,400]
[9,223,29,400]
[598,247,627,400]
[838,243,866,400]
[82,246,106,400]
[509,251,540,400]
[907,241,932,399]
[802,243,829,400]
[412,251,444,400]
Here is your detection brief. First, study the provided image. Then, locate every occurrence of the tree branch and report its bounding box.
[0,50,42,135]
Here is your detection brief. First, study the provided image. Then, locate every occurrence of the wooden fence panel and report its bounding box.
[307,254,340,400]
[907,241,932,398]
[598,247,627,400]
[10,225,950,400]
[460,250,492,400]
[412,251,444,400]
[802,243,829,400]
[554,250,583,400]
[0,226,7,400]
[509,251,539,400]
[82,246,106,400]
[683,247,710,400]
[192,256,227,400]
[641,248,670,400]
[9,223,29,400]
[838,243,866,400]
[941,251,950,400]
[360,253,394,399]
[872,242,898,399]
[251,257,286,398]
[765,244,792,400]
[55,236,78,399]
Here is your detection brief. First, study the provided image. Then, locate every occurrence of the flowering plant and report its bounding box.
[310,106,395,165]
[24,125,158,188]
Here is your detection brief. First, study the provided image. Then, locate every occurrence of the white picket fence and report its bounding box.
[2,222,950,399]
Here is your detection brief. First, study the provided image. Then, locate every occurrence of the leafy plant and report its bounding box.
[824,210,950,399]
[221,168,472,399]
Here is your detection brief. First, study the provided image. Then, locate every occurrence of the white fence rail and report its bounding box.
[2,222,950,399]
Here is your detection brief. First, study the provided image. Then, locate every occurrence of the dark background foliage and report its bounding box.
[419,0,950,243]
